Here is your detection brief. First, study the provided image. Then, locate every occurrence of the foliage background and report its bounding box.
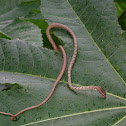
[115,0,126,30]
[0,0,126,125]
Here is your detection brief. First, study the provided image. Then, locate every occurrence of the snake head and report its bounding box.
[95,86,106,98]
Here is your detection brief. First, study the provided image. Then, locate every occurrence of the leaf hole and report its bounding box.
[0,83,22,91]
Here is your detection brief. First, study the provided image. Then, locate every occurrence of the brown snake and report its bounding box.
[0,23,106,121]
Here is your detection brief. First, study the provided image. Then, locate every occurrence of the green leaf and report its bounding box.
[69,0,126,83]
[0,0,126,125]
[114,0,126,17]
[1,72,126,126]
[0,0,63,50]
[114,0,126,30]
[0,0,41,29]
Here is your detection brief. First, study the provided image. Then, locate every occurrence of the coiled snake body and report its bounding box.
[0,23,106,121]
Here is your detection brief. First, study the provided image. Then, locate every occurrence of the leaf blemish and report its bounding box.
[0,83,22,91]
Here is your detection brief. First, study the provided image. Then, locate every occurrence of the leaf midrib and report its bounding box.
[40,1,126,88]
[113,116,126,126]
[22,106,126,126]
[1,70,126,102]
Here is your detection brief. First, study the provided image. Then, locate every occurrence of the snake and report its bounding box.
[0,23,106,121]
